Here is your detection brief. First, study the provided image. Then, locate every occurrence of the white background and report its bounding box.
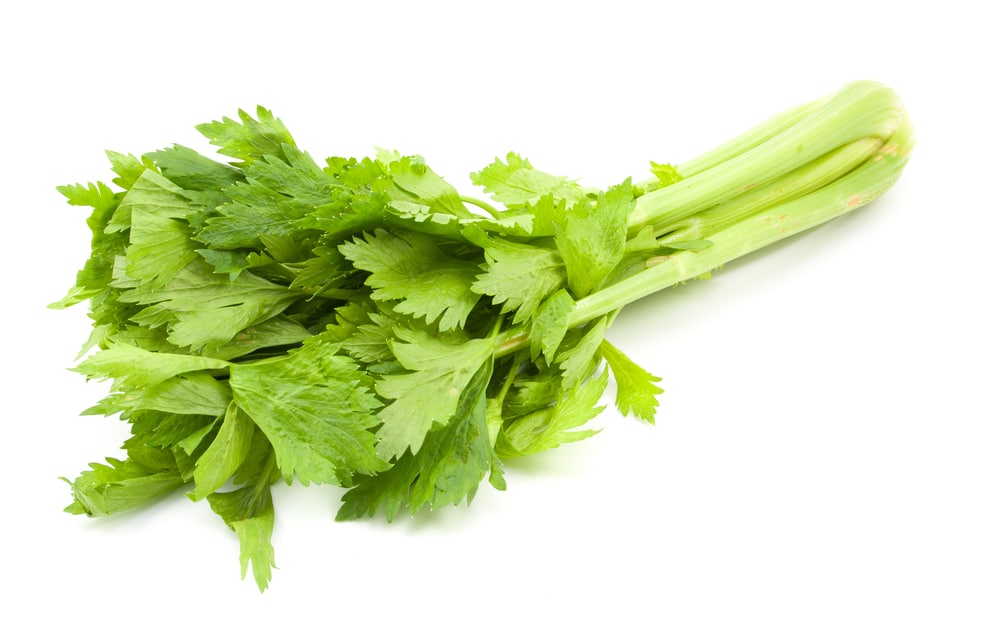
[3,1,997,636]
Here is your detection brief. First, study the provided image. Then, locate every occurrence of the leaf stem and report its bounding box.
[460,195,503,218]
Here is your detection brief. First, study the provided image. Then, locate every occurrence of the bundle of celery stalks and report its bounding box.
[56,80,912,590]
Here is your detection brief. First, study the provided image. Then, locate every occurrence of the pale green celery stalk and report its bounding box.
[570,112,913,327]
[677,98,822,177]
[657,135,883,244]
[492,95,912,359]
[628,80,904,235]
[634,96,823,192]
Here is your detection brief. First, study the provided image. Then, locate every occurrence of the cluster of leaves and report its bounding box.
[58,107,674,591]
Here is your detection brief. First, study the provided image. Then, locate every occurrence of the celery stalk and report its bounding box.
[494,82,912,358]
[573,111,912,326]
[628,81,905,234]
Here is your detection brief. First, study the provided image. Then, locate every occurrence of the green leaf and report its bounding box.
[207,485,276,592]
[555,317,608,390]
[624,225,663,254]
[51,181,125,309]
[64,457,185,517]
[127,211,199,287]
[106,150,157,190]
[195,106,296,168]
[338,358,499,521]
[341,312,397,364]
[466,212,537,237]
[230,340,386,485]
[521,193,568,237]
[176,420,217,457]
[57,180,119,213]
[203,315,312,361]
[600,340,663,423]
[190,402,256,500]
[288,245,350,292]
[386,155,471,218]
[196,248,249,279]
[197,146,335,250]
[120,260,303,353]
[134,411,218,448]
[530,289,574,363]
[468,232,565,325]
[232,427,279,487]
[374,327,494,461]
[471,152,584,208]
[340,228,482,331]
[554,180,634,298]
[649,161,683,188]
[114,372,233,416]
[497,366,608,457]
[145,144,244,192]
[108,169,195,232]
[503,363,563,419]
[73,343,229,391]
[113,171,206,287]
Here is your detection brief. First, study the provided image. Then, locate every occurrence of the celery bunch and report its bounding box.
[56,80,912,590]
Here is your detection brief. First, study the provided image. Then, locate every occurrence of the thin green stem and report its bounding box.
[494,330,530,359]
[493,350,526,405]
[461,195,503,218]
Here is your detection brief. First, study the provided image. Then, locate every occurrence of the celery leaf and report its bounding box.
[340,228,482,331]
[230,340,387,485]
[374,328,494,461]
[471,152,584,207]
[600,340,663,423]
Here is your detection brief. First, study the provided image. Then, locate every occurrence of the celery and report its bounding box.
[57,81,911,590]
